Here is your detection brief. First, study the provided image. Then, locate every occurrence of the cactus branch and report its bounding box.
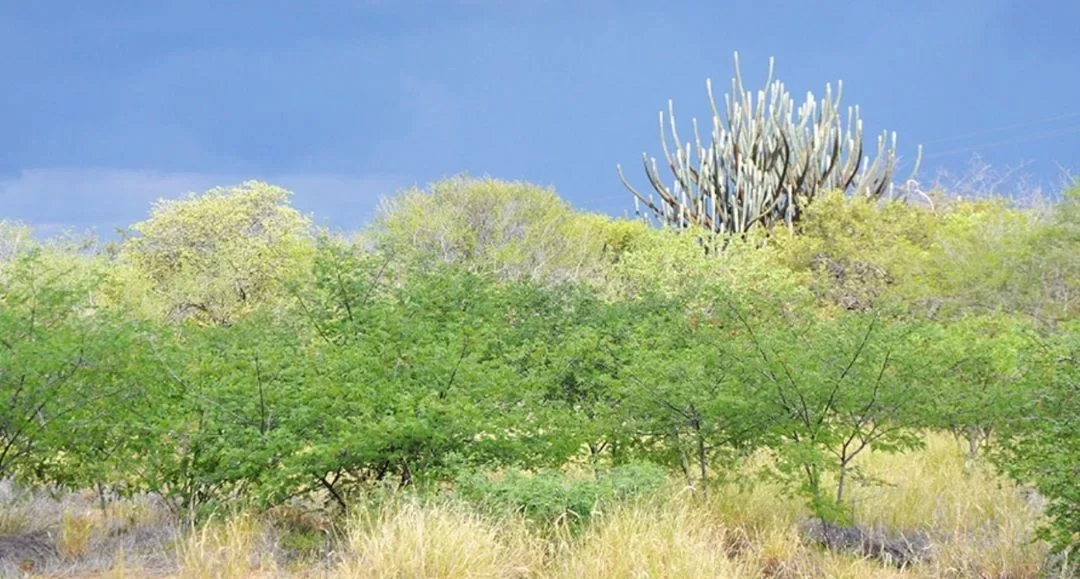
[620,52,921,240]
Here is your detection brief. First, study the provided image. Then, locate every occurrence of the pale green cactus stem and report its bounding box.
[618,52,922,240]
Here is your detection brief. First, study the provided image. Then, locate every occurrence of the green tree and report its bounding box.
[113,314,312,514]
[116,181,315,325]
[370,175,617,284]
[616,289,773,490]
[917,314,1036,458]
[0,220,35,264]
[771,190,939,312]
[730,304,929,523]
[498,283,650,468]
[1024,183,1080,325]
[906,198,1046,319]
[272,239,563,509]
[600,222,807,305]
[994,323,1080,563]
[0,250,130,483]
[769,188,1078,328]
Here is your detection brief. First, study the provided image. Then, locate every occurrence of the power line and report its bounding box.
[920,111,1080,146]
[923,123,1080,160]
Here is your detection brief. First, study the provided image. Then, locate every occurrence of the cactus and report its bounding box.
[618,52,921,238]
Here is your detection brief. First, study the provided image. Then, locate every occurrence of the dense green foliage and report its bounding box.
[1,177,1078,562]
[115,180,315,325]
[995,322,1080,559]
[455,463,667,529]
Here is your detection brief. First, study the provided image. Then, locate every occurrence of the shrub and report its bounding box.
[994,322,1080,564]
[454,463,667,528]
[371,175,613,284]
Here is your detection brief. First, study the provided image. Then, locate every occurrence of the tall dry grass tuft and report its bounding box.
[550,494,755,579]
[847,432,1049,577]
[175,513,279,579]
[336,499,543,579]
[706,468,806,541]
[0,479,46,536]
[58,509,100,560]
[0,505,30,537]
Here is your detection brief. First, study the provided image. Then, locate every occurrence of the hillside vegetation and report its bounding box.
[2,56,1079,578]
[0,175,1077,578]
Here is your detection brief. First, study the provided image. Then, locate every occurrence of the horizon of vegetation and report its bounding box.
[2,54,1079,577]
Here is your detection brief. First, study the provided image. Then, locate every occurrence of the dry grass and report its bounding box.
[848,433,1049,577]
[336,499,543,579]
[0,433,1059,578]
[549,494,754,578]
[0,482,177,578]
[0,506,30,537]
[174,513,280,579]
[57,510,99,560]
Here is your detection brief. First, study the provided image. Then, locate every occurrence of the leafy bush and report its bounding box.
[116,181,314,325]
[455,463,667,528]
[915,314,1036,456]
[0,249,135,485]
[370,175,614,284]
[994,323,1080,563]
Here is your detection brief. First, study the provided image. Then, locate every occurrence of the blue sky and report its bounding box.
[2,0,1079,236]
